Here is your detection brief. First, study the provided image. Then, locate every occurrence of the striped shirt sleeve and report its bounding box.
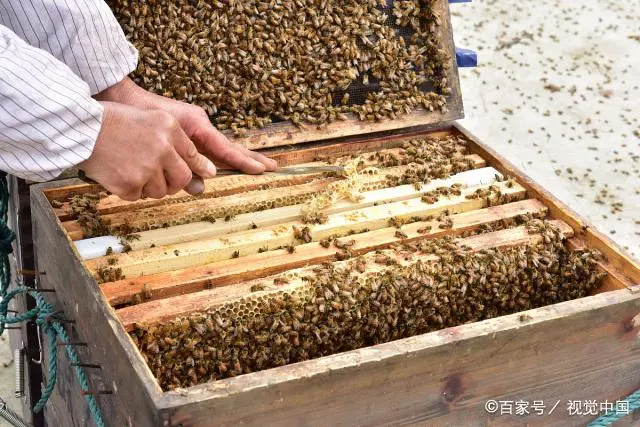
[0,0,139,95]
[0,24,103,182]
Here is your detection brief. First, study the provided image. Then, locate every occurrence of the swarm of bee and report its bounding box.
[132,220,606,390]
[107,0,451,133]
[421,183,462,204]
[380,137,475,187]
[69,193,147,247]
[96,264,124,284]
[464,184,518,207]
[64,135,478,239]
[69,193,111,238]
[299,135,475,223]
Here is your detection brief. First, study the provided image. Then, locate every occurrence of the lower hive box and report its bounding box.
[31,124,640,426]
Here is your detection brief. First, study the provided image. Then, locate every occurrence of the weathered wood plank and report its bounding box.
[90,181,525,279]
[53,162,327,221]
[53,146,418,220]
[156,288,640,427]
[116,203,556,329]
[124,166,498,250]
[42,182,102,201]
[63,179,338,240]
[29,181,163,427]
[49,130,459,219]
[63,154,486,240]
[263,129,454,165]
[230,107,462,152]
[60,144,464,232]
[106,199,547,311]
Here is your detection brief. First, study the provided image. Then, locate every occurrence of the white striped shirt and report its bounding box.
[0,0,138,181]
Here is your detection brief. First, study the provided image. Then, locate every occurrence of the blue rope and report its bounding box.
[588,392,640,426]
[0,172,104,426]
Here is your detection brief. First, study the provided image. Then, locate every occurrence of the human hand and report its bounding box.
[95,78,277,174]
[79,102,217,201]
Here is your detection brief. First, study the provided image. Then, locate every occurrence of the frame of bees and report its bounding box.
[29,1,640,426]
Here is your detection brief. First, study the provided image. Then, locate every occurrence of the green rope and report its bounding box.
[588,393,640,426]
[0,172,104,427]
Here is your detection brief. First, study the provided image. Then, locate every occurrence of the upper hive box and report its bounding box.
[106,0,463,149]
[28,1,640,426]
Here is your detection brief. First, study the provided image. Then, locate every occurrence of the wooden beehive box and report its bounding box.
[29,1,640,426]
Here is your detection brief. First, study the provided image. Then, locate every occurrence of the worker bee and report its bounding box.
[293,226,313,243]
[202,215,217,223]
[333,239,355,250]
[395,230,408,239]
[438,218,453,230]
[250,284,266,292]
[273,277,289,286]
[417,226,432,234]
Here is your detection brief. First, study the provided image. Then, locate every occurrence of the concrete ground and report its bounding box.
[450,0,639,259]
[0,0,638,425]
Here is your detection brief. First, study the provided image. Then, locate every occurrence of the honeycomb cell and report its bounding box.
[131,221,606,391]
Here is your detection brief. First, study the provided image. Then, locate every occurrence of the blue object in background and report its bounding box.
[448,0,477,66]
[455,48,478,67]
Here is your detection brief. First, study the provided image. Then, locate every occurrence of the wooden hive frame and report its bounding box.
[30,123,640,427]
[106,0,464,152]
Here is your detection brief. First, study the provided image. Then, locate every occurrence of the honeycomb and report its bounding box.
[70,135,477,236]
[131,221,606,390]
[116,190,318,231]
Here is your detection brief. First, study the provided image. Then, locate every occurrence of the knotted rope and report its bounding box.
[0,171,104,427]
[587,393,640,426]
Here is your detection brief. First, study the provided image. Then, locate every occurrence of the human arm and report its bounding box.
[0,0,275,192]
[0,0,138,95]
[0,25,217,199]
[95,77,278,174]
[0,23,101,182]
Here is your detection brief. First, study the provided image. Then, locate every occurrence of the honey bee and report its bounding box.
[417,225,432,234]
[395,230,408,239]
[250,284,266,292]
